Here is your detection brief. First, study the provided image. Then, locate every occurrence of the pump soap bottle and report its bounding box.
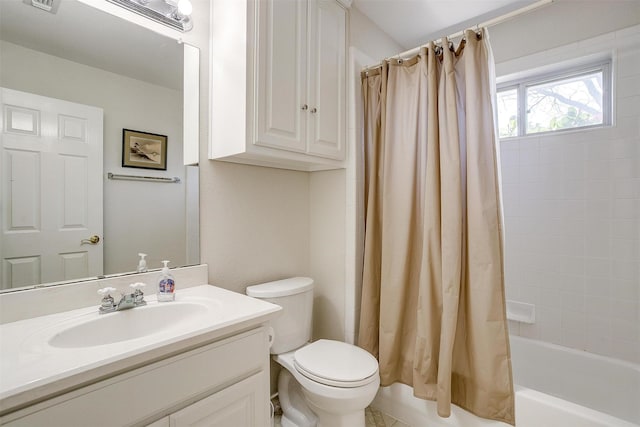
[157,260,175,302]
[137,253,148,273]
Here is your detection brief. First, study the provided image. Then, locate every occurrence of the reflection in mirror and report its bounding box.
[0,0,199,291]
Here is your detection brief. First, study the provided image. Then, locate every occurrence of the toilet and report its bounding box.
[246,277,380,427]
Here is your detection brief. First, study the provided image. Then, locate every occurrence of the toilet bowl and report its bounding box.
[276,340,380,427]
[246,278,380,427]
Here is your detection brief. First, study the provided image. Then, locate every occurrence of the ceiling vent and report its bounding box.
[25,0,59,14]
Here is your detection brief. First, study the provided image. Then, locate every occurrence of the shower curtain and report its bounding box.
[358,29,514,425]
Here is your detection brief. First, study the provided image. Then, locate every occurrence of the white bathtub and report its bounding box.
[372,336,640,427]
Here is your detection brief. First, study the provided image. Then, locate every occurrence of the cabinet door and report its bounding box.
[170,373,267,427]
[307,0,346,160]
[255,0,308,153]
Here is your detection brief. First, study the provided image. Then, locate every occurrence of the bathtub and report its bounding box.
[371,336,640,426]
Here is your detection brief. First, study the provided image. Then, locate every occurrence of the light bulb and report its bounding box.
[177,0,192,16]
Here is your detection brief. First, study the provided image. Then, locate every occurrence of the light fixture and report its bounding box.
[106,0,193,32]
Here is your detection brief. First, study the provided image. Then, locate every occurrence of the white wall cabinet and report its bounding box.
[210,0,348,171]
[2,328,271,427]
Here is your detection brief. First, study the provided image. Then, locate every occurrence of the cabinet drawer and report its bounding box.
[4,328,268,427]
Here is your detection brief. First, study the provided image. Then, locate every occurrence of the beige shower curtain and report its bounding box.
[359,29,515,425]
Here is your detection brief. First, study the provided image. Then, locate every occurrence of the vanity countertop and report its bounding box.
[0,284,281,415]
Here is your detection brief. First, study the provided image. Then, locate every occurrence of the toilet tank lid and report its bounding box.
[246,277,314,298]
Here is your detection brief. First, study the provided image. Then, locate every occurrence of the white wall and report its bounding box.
[492,7,640,363]
[309,6,404,345]
[0,41,186,275]
[490,0,640,64]
[201,162,310,294]
[310,170,346,341]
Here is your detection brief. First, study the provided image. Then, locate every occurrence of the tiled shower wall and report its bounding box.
[500,26,640,364]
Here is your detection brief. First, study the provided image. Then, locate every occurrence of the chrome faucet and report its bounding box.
[98,283,147,314]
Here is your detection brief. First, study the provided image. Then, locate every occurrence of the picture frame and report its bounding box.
[122,129,167,170]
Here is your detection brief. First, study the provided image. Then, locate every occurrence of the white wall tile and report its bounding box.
[614,178,640,198]
[499,26,639,361]
[519,322,540,340]
[564,179,586,199]
[612,219,639,239]
[611,300,639,322]
[584,258,612,279]
[561,292,585,313]
[561,329,586,350]
[612,279,639,301]
[611,139,638,159]
[612,259,639,281]
[507,320,521,336]
[519,140,540,165]
[611,339,640,364]
[613,198,640,219]
[585,295,612,318]
[617,95,640,118]
[612,238,639,261]
[613,157,639,179]
[586,160,611,181]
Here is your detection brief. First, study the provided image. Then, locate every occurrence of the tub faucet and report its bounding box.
[98,283,147,314]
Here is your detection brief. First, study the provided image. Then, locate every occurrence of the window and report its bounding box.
[496,61,611,138]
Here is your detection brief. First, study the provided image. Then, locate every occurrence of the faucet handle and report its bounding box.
[98,287,116,296]
[98,287,117,314]
[130,282,147,307]
[129,282,146,290]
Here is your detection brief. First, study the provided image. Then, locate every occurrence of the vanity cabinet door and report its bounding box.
[170,373,266,427]
[255,0,308,153]
[306,0,347,160]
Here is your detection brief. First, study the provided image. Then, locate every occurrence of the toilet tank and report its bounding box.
[246,277,314,354]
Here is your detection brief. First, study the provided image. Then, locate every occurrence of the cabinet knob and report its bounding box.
[301,104,308,111]
[310,107,317,114]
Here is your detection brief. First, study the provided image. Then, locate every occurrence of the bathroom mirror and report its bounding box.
[0,0,199,291]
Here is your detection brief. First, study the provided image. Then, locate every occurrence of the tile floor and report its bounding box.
[272,404,410,427]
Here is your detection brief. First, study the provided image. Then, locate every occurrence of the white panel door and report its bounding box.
[170,373,266,427]
[307,0,346,160]
[255,0,308,152]
[0,88,103,289]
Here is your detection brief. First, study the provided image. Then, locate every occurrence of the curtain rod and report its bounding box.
[363,0,553,73]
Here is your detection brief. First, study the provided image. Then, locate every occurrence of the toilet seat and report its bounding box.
[293,340,379,388]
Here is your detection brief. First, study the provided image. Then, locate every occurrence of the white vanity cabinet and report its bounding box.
[156,373,264,427]
[210,0,349,171]
[1,328,271,427]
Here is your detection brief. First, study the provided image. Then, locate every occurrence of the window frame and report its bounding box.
[497,60,612,139]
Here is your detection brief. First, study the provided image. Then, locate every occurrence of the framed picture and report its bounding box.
[122,129,167,170]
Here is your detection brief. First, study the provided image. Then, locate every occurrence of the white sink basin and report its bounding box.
[49,302,210,348]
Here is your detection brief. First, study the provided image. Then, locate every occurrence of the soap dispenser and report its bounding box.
[157,260,175,302]
[137,253,148,273]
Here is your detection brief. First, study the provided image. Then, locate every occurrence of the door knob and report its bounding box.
[81,235,100,245]
[301,104,308,111]
[310,107,317,114]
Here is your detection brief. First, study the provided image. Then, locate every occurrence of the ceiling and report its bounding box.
[352,0,540,49]
[0,0,541,89]
[0,0,182,90]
